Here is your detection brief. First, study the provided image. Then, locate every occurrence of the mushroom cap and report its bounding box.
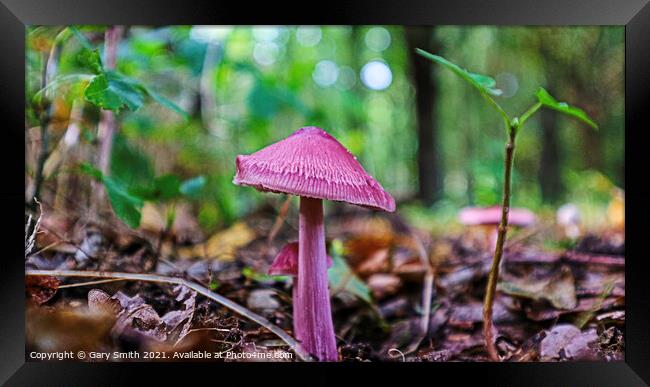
[458,206,536,227]
[269,242,333,276]
[234,127,395,212]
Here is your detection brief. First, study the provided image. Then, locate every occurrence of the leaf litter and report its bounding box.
[25,203,625,362]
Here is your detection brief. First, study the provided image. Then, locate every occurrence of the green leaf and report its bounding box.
[78,48,103,74]
[79,163,102,180]
[415,49,510,124]
[84,71,146,112]
[79,163,144,228]
[180,176,207,198]
[104,176,144,228]
[241,267,289,283]
[328,248,372,303]
[416,49,502,97]
[110,134,155,187]
[152,174,182,201]
[535,87,598,129]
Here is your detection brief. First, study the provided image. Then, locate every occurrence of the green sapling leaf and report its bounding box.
[416,49,509,124]
[535,87,598,130]
[415,49,503,97]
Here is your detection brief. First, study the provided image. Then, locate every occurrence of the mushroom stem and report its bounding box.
[296,197,338,361]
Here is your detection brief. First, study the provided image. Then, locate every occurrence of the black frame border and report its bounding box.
[1,0,648,385]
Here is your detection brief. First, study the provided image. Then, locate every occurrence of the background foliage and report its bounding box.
[25,26,624,233]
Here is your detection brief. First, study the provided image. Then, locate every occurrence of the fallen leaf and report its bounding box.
[87,289,122,314]
[498,266,577,310]
[540,324,599,361]
[329,254,372,303]
[367,273,402,299]
[26,304,115,354]
[161,285,197,343]
[102,287,197,346]
[525,296,621,321]
[355,248,390,276]
[182,222,255,261]
[448,299,517,328]
[26,275,60,305]
[344,233,393,267]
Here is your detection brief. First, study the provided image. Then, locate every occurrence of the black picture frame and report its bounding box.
[1,0,648,385]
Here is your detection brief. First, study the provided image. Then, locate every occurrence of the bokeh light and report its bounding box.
[312,60,339,87]
[296,26,322,47]
[253,42,280,66]
[364,27,391,52]
[336,66,357,90]
[360,60,392,90]
[189,26,232,43]
[252,26,280,42]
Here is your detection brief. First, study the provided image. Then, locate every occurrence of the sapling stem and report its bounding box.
[483,123,517,361]
[416,47,597,363]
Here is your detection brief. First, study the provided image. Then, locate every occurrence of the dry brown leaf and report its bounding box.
[178,222,256,261]
[26,275,60,305]
[367,273,402,299]
[26,304,116,354]
[355,248,390,276]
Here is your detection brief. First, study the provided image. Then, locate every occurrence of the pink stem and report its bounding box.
[295,197,338,361]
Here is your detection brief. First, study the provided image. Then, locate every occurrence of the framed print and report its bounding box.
[1,0,649,385]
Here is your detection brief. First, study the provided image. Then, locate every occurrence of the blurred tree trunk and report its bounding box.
[538,98,562,203]
[93,26,123,214]
[406,27,441,205]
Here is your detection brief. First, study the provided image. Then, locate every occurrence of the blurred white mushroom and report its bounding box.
[556,203,582,240]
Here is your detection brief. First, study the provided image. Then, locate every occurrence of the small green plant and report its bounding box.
[416,49,598,361]
[81,162,206,229]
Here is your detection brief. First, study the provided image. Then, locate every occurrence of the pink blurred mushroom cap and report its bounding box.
[234,127,395,212]
[458,206,536,227]
[269,242,333,276]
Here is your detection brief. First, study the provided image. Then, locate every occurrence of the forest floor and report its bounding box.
[25,201,625,362]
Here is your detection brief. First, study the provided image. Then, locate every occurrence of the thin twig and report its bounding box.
[57,278,126,289]
[25,269,314,362]
[403,228,434,354]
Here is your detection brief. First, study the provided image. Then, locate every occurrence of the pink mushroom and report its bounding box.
[269,242,333,338]
[459,205,536,249]
[234,126,395,361]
